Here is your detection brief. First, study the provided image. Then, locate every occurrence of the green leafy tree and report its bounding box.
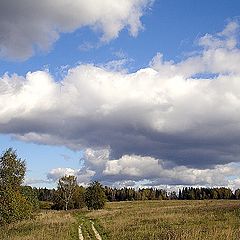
[0,148,33,224]
[0,148,26,190]
[21,186,39,209]
[235,189,240,199]
[85,181,106,210]
[55,175,77,210]
[72,185,86,209]
[0,189,33,224]
[52,183,85,210]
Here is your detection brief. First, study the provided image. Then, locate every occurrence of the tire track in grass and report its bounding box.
[76,212,104,240]
[78,224,84,240]
[90,220,102,240]
[82,223,92,240]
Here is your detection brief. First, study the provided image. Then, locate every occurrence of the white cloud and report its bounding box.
[47,149,240,189]
[1,22,240,187]
[0,0,153,59]
[24,177,52,186]
[83,149,240,188]
[47,167,77,181]
[150,22,240,78]
[47,167,95,186]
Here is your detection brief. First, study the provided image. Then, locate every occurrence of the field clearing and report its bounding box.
[87,200,240,240]
[0,210,78,240]
[1,200,240,239]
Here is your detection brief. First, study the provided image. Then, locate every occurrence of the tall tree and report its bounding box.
[85,181,106,210]
[0,148,26,190]
[72,185,86,209]
[57,175,77,210]
[0,148,33,224]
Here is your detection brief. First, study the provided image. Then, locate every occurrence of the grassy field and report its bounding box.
[0,210,78,240]
[0,209,106,240]
[87,200,240,240]
[1,200,240,239]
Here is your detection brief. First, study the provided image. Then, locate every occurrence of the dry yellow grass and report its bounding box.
[87,200,240,240]
[0,210,78,240]
[1,200,240,239]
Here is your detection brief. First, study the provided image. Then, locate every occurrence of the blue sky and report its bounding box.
[1,0,240,189]
[1,0,240,76]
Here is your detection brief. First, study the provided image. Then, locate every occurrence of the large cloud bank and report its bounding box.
[0,0,152,59]
[2,22,240,187]
[47,149,240,188]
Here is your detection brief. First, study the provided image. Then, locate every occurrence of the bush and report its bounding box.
[0,190,33,224]
[39,201,53,210]
[21,186,39,209]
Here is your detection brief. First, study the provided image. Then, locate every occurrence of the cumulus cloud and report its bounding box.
[82,149,240,189]
[150,21,240,78]
[47,167,77,181]
[1,21,240,186]
[47,148,240,189]
[47,166,95,186]
[0,0,153,59]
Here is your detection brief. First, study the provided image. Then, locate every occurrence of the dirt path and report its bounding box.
[78,224,84,240]
[90,220,102,240]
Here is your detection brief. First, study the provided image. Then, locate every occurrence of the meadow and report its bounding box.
[87,200,240,240]
[0,211,78,240]
[1,200,240,239]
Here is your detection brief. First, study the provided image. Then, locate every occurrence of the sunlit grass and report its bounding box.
[87,200,240,240]
[1,200,240,239]
[0,210,78,240]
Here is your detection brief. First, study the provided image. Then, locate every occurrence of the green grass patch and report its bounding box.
[74,211,109,239]
[75,211,97,239]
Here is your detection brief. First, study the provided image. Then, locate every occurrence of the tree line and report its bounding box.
[105,186,240,201]
[2,148,240,225]
[35,185,240,205]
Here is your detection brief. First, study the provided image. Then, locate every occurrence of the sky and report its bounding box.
[1,0,240,189]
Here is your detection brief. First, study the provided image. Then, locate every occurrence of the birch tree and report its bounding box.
[57,175,77,210]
